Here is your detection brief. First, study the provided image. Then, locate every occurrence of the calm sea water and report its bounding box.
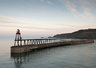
[0,39,96,68]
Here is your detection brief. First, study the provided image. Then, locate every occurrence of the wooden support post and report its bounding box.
[54,39,55,43]
[38,40,40,44]
[17,40,19,46]
[24,40,26,45]
[40,40,42,44]
[35,40,37,44]
[42,40,44,44]
[29,40,31,45]
[46,40,48,43]
[30,40,32,45]
[34,40,36,44]
[49,40,50,43]
[32,40,34,44]
[37,40,38,44]
[48,40,49,43]
[27,40,28,45]
[41,40,43,44]
[20,40,22,46]
[28,40,29,45]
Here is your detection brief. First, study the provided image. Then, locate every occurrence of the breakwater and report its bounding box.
[11,29,94,53]
[11,39,94,53]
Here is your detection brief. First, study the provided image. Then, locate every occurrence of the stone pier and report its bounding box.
[11,39,94,53]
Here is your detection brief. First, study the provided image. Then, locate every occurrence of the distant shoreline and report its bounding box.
[53,29,96,39]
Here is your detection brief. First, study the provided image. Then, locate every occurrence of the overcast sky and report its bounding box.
[0,0,96,38]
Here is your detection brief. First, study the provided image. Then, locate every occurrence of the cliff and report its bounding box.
[54,29,96,39]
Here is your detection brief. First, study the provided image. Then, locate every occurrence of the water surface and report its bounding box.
[0,39,96,68]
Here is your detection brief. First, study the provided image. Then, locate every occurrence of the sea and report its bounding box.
[0,38,96,68]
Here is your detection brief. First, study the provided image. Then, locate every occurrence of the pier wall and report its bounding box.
[11,40,94,53]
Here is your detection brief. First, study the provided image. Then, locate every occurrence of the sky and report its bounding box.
[0,0,96,38]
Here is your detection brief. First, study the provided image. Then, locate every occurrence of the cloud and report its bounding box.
[40,0,44,2]
[80,0,90,6]
[59,0,81,16]
[47,1,53,5]
[40,0,53,5]
[0,16,26,23]
[0,16,95,35]
[64,0,79,15]
[59,0,96,23]
[0,16,68,32]
[81,7,95,23]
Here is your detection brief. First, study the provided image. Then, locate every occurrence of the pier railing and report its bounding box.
[14,39,61,46]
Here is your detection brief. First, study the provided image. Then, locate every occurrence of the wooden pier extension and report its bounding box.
[11,29,94,53]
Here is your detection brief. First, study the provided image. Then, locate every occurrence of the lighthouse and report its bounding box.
[14,29,22,46]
